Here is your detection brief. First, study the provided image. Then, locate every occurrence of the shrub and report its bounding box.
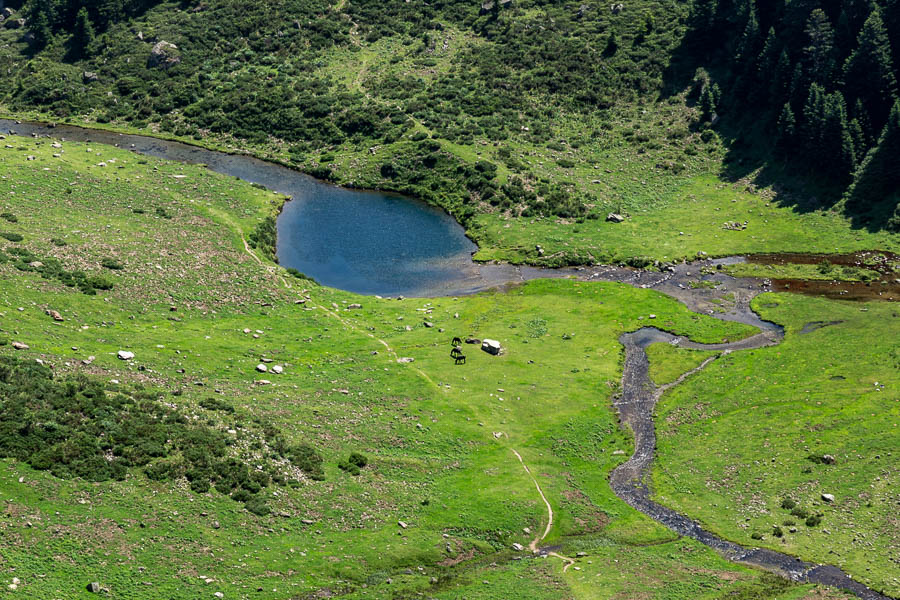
[101,258,124,270]
[772,526,783,538]
[199,397,235,413]
[338,460,361,475]
[805,515,822,527]
[790,507,809,519]
[50,237,67,246]
[245,497,270,516]
[750,532,763,540]
[0,212,17,223]
[780,498,796,510]
[1,232,23,242]
[348,452,368,468]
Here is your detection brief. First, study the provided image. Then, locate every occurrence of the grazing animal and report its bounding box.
[451,336,462,346]
[453,353,466,365]
[450,347,463,358]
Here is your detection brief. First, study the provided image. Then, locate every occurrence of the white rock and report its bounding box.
[822,493,835,502]
[117,350,134,360]
[481,339,502,355]
[271,365,283,374]
[256,364,268,373]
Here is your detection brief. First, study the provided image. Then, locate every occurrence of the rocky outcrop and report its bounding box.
[148,41,181,69]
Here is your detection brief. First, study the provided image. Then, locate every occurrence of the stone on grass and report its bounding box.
[87,582,100,593]
[11,341,29,350]
[117,350,134,360]
[822,493,835,503]
[271,365,283,374]
[346,303,362,310]
[481,339,502,355]
[511,543,524,551]
[256,364,268,373]
[46,309,64,321]
[397,357,415,363]
[606,213,625,223]
[398,520,408,529]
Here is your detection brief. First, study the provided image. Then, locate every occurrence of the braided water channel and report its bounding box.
[604,270,892,600]
[2,119,894,598]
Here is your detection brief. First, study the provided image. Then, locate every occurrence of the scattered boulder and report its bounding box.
[270,365,283,375]
[465,338,480,345]
[423,321,434,328]
[821,493,835,503]
[255,364,268,373]
[86,582,101,593]
[511,542,524,551]
[398,520,408,529]
[606,213,625,223]
[612,449,625,455]
[117,350,134,360]
[11,341,29,350]
[346,303,362,310]
[481,339,502,355]
[611,3,624,14]
[822,454,836,465]
[148,41,181,69]
[2,7,15,18]
[82,71,98,83]
[46,309,64,321]
[397,357,415,363]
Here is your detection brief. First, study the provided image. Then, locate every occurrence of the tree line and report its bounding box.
[688,0,900,229]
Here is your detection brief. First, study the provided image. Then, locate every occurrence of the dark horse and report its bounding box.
[450,346,466,364]
[451,336,462,347]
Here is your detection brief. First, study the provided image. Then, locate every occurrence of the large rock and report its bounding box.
[46,309,64,322]
[86,582,100,593]
[821,493,835,503]
[481,339,502,355]
[256,363,268,373]
[148,41,181,69]
[606,212,625,223]
[11,341,29,350]
[117,350,135,360]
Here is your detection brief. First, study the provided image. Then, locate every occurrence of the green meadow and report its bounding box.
[0,136,870,598]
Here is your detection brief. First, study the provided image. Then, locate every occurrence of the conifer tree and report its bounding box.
[775,103,797,155]
[27,0,52,50]
[844,100,900,226]
[803,9,835,84]
[72,7,95,57]
[771,49,793,106]
[822,91,856,177]
[843,7,898,130]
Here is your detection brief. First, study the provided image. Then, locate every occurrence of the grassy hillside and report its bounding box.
[0,135,861,599]
[1,0,897,265]
[653,294,900,597]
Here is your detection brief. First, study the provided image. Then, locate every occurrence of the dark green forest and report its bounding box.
[1,0,898,229]
[687,0,900,228]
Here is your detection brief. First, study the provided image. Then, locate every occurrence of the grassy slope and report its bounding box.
[653,294,900,597]
[0,136,852,599]
[1,1,897,266]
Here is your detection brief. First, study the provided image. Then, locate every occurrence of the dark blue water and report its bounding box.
[0,119,519,296]
[276,187,478,296]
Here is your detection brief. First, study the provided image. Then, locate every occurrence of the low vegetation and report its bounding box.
[653,294,900,596]
[0,137,864,598]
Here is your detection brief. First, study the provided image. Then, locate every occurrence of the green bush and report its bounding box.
[1,232,24,242]
[0,212,17,223]
[780,498,796,510]
[348,452,368,468]
[101,257,124,270]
